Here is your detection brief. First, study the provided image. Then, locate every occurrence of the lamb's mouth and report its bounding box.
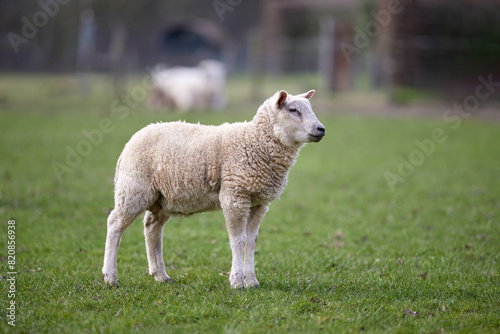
[308,134,324,142]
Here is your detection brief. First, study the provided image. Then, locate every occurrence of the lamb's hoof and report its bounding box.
[103,273,118,286]
[231,282,245,290]
[152,272,171,283]
[230,275,245,290]
[245,280,260,288]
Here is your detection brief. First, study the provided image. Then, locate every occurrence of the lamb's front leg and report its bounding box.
[221,194,251,289]
[244,204,269,288]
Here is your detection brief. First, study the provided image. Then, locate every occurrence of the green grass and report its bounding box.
[0,74,499,333]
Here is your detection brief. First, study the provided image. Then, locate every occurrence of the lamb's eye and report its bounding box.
[289,108,298,113]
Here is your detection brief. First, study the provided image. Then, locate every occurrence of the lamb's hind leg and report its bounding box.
[144,209,171,282]
[102,209,137,285]
[103,176,155,285]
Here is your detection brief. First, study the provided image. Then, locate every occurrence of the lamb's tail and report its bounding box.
[113,154,123,187]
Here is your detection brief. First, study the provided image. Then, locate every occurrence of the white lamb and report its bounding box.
[102,89,325,289]
[148,60,226,112]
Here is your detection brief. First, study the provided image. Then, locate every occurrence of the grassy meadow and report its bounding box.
[0,74,499,333]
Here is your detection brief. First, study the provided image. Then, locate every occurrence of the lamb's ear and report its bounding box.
[300,89,315,100]
[276,90,288,108]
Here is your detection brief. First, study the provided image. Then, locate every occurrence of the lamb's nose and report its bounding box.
[317,126,326,136]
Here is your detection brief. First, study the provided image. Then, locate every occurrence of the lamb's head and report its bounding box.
[271,90,325,146]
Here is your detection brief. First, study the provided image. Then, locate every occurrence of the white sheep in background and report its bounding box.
[102,89,325,289]
[148,59,226,112]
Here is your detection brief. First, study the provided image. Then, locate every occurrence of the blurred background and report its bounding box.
[2,3,500,332]
[1,0,500,112]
